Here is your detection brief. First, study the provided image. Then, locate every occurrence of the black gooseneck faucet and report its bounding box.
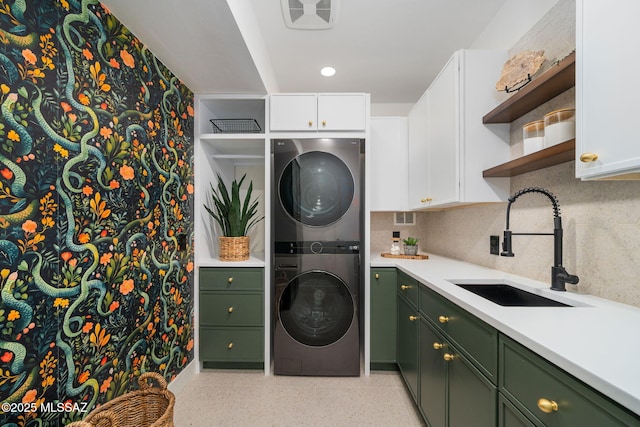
[500,187,579,291]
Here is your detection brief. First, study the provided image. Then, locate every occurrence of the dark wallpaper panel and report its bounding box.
[0,0,194,425]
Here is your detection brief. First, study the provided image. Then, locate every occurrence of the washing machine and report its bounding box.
[273,245,360,376]
[272,138,363,243]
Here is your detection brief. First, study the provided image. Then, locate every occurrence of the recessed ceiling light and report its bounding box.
[321,66,336,77]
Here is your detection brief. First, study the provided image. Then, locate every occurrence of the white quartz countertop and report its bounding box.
[371,254,640,416]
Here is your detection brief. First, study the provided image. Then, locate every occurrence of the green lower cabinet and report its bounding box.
[498,394,536,427]
[199,267,264,368]
[397,294,419,401]
[420,319,497,427]
[370,268,397,367]
[419,319,447,427]
[500,334,640,427]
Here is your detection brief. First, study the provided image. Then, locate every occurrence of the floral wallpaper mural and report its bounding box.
[0,0,195,425]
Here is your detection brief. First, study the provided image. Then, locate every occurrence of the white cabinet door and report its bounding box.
[269,93,366,131]
[317,94,367,130]
[370,117,408,211]
[407,92,429,210]
[269,94,317,131]
[576,0,640,179]
[426,54,459,207]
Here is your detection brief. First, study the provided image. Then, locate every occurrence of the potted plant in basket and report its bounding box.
[204,173,263,261]
[402,237,419,256]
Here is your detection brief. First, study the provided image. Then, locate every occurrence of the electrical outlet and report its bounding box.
[490,235,500,255]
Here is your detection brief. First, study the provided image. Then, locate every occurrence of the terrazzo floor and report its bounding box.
[173,369,425,426]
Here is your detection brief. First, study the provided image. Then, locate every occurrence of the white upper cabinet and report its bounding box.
[576,0,640,180]
[370,117,408,211]
[269,93,367,131]
[408,50,510,209]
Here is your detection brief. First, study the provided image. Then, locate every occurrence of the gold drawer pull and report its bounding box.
[537,398,559,413]
[438,315,449,323]
[375,273,380,279]
[308,120,313,127]
[420,197,433,203]
[227,342,234,350]
[322,120,327,127]
[433,342,445,350]
[228,307,234,313]
[400,285,411,290]
[227,277,234,284]
[409,315,419,321]
[443,353,455,361]
[579,152,599,163]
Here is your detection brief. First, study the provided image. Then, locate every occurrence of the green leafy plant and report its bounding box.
[204,173,263,237]
[403,237,419,246]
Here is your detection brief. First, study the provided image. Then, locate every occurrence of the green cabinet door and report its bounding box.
[448,346,497,427]
[398,294,419,401]
[371,268,397,366]
[419,319,447,427]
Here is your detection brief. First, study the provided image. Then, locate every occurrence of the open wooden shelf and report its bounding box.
[483,139,575,177]
[483,51,575,124]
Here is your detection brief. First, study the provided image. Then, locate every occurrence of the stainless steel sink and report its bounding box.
[454,283,572,307]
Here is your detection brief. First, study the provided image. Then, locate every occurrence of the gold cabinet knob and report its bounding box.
[227,277,234,284]
[308,120,313,127]
[227,342,234,349]
[322,120,327,127]
[420,197,433,203]
[375,273,380,279]
[443,353,455,361]
[400,285,411,290]
[228,307,234,313]
[433,342,445,350]
[438,315,449,323]
[537,398,559,413]
[409,315,419,321]
[580,152,599,163]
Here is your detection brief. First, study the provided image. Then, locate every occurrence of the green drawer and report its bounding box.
[199,292,263,326]
[420,285,498,383]
[397,270,419,308]
[200,267,263,291]
[500,335,640,427]
[200,326,264,362]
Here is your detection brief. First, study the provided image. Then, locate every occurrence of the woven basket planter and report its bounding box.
[66,372,174,427]
[219,236,250,261]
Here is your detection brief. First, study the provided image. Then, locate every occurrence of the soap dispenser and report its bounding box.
[390,231,401,255]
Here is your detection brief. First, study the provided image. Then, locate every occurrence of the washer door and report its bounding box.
[279,151,355,227]
[278,270,355,347]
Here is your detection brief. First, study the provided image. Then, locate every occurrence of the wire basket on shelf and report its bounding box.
[210,118,261,134]
[66,372,175,427]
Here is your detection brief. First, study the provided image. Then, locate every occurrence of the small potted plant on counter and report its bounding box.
[205,173,263,261]
[402,237,420,256]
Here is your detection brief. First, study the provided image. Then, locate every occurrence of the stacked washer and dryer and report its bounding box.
[272,138,364,376]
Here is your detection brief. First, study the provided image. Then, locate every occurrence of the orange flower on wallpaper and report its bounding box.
[78,370,90,384]
[100,252,112,265]
[82,185,93,196]
[22,49,37,65]
[109,301,120,312]
[120,49,135,68]
[109,58,120,69]
[119,164,134,180]
[99,376,112,393]
[187,105,194,117]
[82,322,94,333]
[78,93,90,105]
[99,126,112,138]
[7,130,20,142]
[0,168,13,179]
[22,220,37,234]
[60,101,72,113]
[77,233,90,244]
[186,183,194,194]
[61,251,73,262]
[82,48,93,60]
[119,279,134,295]
[109,179,120,189]
[7,310,20,321]
[53,298,69,308]
[22,389,37,404]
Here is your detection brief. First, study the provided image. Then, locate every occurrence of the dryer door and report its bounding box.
[278,270,355,347]
[279,151,355,227]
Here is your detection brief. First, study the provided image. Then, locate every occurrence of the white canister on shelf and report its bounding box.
[522,120,545,155]
[543,108,575,148]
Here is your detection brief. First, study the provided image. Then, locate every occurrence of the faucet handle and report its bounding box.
[551,266,579,291]
[500,230,514,257]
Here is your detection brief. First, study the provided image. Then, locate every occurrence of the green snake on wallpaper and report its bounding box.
[0,0,194,424]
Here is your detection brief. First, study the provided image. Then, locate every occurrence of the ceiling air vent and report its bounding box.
[281,0,338,30]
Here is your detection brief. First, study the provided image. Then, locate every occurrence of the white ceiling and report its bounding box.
[101,0,507,104]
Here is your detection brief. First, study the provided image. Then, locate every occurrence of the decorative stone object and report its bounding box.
[496,50,546,92]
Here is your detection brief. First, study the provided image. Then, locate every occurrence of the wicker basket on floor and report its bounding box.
[66,372,175,427]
